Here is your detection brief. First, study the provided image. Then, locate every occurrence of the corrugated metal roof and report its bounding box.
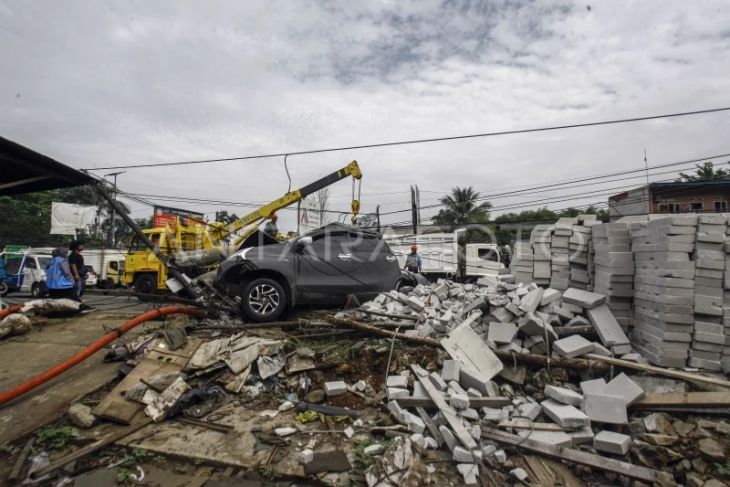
[0,136,94,196]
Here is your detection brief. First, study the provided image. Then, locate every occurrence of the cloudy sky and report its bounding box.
[2,0,730,231]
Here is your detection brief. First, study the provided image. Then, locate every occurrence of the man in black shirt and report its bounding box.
[68,240,87,300]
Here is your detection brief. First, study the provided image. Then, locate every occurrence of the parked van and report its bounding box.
[0,251,53,297]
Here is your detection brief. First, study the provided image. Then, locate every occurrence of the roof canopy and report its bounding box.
[0,136,94,196]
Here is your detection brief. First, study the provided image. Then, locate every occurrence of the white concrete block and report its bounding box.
[544,385,583,406]
[324,381,347,397]
[541,399,590,428]
[594,430,631,455]
[553,335,594,358]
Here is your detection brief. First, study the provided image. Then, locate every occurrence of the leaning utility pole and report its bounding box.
[94,181,199,299]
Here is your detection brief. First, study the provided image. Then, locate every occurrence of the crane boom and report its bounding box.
[208,160,362,243]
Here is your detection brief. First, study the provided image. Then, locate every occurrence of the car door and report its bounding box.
[294,230,360,305]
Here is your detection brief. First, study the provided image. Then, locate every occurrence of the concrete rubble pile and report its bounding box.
[355,279,634,359]
[592,222,634,332]
[382,363,645,485]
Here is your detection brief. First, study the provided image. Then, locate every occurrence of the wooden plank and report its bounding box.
[31,418,154,479]
[497,421,567,432]
[93,338,200,424]
[522,455,584,487]
[631,392,730,409]
[482,427,658,482]
[415,407,445,447]
[585,353,730,389]
[410,364,477,449]
[397,396,510,409]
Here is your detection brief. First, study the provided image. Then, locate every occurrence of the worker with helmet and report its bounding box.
[405,244,422,273]
[264,213,279,239]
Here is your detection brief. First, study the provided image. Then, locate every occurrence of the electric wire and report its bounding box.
[84,106,730,171]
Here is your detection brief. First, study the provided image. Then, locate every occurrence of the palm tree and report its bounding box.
[433,186,492,225]
[678,161,730,181]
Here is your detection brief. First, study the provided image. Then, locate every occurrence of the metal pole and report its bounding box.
[105,171,125,248]
[376,205,381,233]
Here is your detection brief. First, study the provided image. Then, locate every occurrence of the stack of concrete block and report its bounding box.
[592,222,634,332]
[550,218,573,291]
[689,214,727,371]
[531,225,553,286]
[630,216,697,368]
[569,215,599,291]
[510,241,533,285]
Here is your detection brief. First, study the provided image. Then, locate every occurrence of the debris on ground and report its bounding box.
[3,243,730,485]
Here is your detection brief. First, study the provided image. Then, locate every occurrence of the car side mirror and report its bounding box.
[295,236,313,251]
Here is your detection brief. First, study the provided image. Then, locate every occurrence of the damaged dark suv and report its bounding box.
[216,223,403,322]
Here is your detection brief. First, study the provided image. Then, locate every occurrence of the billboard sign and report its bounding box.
[152,206,205,229]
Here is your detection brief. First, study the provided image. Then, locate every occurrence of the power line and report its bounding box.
[379,152,730,216]
[84,106,730,171]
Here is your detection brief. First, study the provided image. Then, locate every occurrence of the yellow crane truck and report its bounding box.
[124,161,363,294]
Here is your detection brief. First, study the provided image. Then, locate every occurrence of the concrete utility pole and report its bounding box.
[410,186,418,235]
[105,171,125,247]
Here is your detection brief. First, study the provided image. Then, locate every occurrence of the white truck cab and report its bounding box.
[383,231,505,282]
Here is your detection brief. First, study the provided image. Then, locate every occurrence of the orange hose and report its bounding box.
[0,304,23,320]
[0,306,204,406]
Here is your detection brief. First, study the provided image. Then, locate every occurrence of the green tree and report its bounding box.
[678,161,730,182]
[494,207,557,223]
[0,185,134,248]
[433,187,492,225]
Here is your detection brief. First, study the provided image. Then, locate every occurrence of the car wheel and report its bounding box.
[240,277,286,322]
[133,274,157,296]
[31,283,43,298]
[0,281,8,297]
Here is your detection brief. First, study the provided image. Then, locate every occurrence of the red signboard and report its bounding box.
[152,206,205,229]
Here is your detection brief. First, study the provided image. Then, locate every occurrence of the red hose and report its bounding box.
[0,304,23,320]
[0,306,204,406]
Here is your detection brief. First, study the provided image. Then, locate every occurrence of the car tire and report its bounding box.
[240,277,287,323]
[31,282,46,298]
[0,282,8,297]
[133,273,157,296]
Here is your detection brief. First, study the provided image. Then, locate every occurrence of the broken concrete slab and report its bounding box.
[520,287,544,314]
[442,322,503,382]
